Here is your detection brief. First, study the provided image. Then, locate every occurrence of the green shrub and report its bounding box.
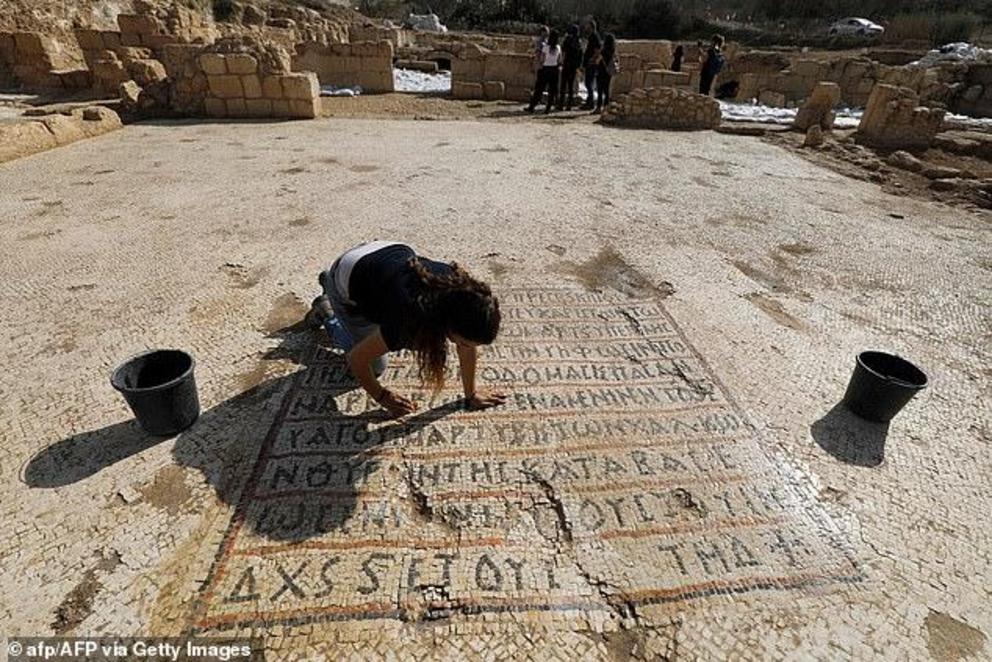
[623,0,681,38]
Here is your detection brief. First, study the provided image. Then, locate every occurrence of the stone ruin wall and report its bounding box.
[856,84,945,151]
[0,31,91,90]
[196,49,321,119]
[726,50,992,119]
[292,40,394,93]
[450,39,686,103]
[601,86,721,130]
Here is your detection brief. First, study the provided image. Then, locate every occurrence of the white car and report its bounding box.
[829,17,884,37]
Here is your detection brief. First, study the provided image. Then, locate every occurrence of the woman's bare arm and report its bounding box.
[347,330,416,417]
[456,343,507,410]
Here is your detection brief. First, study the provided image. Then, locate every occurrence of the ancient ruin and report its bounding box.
[856,84,945,150]
[601,87,721,130]
[1,2,991,660]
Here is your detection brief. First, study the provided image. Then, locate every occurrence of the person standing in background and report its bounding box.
[580,19,601,110]
[671,44,684,72]
[557,24,582,111]
[699,34,726,96]
[526,29,561,114]
[532,25,549,72]
[595,33,617,112]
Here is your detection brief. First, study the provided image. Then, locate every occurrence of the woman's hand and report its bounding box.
[377,388,417,418]
[466,388,508,411]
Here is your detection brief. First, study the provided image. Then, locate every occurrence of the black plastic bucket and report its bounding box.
[841,351,927,423]
[111,349,200,435]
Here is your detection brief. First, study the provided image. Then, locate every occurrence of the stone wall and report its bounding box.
[0,31,91,90]
[601,86,721,130]
[74,29,129,95]
[349,23,415,48]
[160,44,210,115]
[0,32,15,87]
[452,50,533,101]
[451,39,691,103]
[292,40,394,93]
[199,50,321,119]
[856,84,945,151]
[953,64,992,119]
[617,40,673,70]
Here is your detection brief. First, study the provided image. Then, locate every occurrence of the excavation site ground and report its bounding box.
[1,117,989,660]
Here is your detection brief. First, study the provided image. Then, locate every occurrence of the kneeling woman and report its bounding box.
[309,241,506,417]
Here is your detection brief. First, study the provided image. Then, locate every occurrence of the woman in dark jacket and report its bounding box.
[557,24,583,110]
[308,241,506,417]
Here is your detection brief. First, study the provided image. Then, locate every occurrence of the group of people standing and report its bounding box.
[525,23,727,114]
[526,20,617,114]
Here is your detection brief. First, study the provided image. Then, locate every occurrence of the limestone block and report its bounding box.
[14,32,46,55]
[15,66,62,88]
[199,53,227,75]
[117,14,162,36]
[120,33,143,47]
[484,53,532,83]
[0,32,15,60]
[74,29,104,50]
[643,70,690,88]
[452,81,483,100]
[794,81,841,131]
[483,80,504,101]
[226,98,247,117]
[262,75,283,99]
[857,83,945,150]
[289,97,320,119]
[128,58,167,86]
[759,90,786,107]
[58,69,93,89]
[245,98,273,117]
[204,97,226,117]
[119,79,141,105]
[145,35,178,50]
[117,47,154,62]
[208,74,243,99]
[504,86,532,102]
[271,98,291,116]
[241,75,262,99]
[281,72,319,100]
[78,106,120,127]
[227,54,258,75]
[92,59,127,87]
[101,32,122,49]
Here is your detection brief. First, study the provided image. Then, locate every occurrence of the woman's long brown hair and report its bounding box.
[409,258,500,391]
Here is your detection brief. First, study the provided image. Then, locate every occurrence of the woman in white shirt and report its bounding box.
[526,30,562,114]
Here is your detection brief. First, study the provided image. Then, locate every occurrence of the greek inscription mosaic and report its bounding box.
[191,289,861,631]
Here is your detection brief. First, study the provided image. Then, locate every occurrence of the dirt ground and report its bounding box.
[321,92,608,123]
[0,115,989,660]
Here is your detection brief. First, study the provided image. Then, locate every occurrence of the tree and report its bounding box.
[624,0,681,38]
